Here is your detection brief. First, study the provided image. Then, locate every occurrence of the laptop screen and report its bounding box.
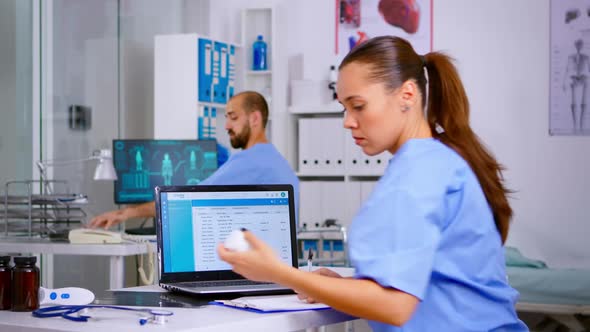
[156,185,296,277]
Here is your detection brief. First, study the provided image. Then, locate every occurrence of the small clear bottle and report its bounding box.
[11,256,39,311]
[0,256,11,310]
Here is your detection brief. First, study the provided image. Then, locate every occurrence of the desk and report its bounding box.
[0,267,358,331]
[0,238,151,289]
[0,305,356,332]
[0,284,358,332]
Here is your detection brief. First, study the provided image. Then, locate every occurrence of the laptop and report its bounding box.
[155,184,298,295]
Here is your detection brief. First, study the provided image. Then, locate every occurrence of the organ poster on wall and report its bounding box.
[550,0,590,136]
[336,0,432,57]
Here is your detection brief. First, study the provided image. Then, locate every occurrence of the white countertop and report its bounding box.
[0,237,149,256]
[0,304,356,332]
[0,266,358,332]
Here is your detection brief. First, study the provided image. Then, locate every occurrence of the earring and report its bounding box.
[401,105,410,112]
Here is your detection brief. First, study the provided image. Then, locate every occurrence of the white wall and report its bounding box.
[434,0,590,269]
[208,0,590,268]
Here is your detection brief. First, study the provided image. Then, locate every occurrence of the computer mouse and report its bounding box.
[224,229,250,252]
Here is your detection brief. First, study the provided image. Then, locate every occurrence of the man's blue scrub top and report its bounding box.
[348,138,527,332]
[201,143,300,217]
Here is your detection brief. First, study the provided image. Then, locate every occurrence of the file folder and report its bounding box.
[213,41,228,104]
[228,44,236,100]
[316,118,329,174]
[211,41,221,103]
[321,118,345,174]
[210,107,217,140]
[300,181,321,227]
[310,119,322,172]
[198,38,213,102]
[197,105,217,139]
[197,105,208,139]
[298,118,314,173]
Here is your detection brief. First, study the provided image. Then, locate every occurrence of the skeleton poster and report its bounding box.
[336,0,432,58]
[551,0,590,135]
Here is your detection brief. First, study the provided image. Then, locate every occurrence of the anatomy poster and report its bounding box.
[550,0,590,135]
[336,0,432,58]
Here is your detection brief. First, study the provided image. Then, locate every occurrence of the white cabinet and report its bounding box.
[152,6,285,157]
[154,33,242,152]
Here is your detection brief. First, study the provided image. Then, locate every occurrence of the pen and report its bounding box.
[307,248,313,272]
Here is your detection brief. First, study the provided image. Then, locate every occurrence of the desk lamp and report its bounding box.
[36,149,118,184]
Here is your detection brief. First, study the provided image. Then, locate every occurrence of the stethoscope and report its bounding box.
[33,305,174,325]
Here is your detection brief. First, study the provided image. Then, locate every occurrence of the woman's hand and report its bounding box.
[296,268,343,303]
[217,231,289,283]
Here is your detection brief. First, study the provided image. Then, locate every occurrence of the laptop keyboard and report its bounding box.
[181,280,273,288]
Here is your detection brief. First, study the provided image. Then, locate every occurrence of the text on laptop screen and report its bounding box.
[160,190,293,273]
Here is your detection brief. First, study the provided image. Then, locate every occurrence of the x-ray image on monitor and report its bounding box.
[113,139,218,204]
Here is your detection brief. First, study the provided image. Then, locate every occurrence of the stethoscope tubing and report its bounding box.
[33,305,173,323]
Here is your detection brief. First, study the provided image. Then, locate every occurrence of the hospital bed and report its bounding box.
[505,247,590,331]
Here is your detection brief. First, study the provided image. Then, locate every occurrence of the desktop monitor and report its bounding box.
[112,139,218,204]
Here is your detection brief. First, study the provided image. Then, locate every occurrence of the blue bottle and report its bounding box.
[252,35,267,71]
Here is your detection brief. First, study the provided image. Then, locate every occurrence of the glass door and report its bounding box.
[42,0,119,291]
[0,0,34,186]
[42,0,120,219]
[38,0,211,290]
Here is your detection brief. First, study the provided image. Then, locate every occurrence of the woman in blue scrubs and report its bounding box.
[219,36,528,331]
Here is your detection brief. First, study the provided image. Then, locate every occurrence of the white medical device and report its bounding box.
[39,287,95,306]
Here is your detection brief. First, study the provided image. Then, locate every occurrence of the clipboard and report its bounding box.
[210,294,330,313]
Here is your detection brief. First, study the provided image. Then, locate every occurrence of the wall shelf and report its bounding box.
[296,173,346,180]
[246,70,272,76]
[288,103,342,114]
[198,101,229,109]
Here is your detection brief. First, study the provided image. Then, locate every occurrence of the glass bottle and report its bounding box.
[11,256,39,311]
[0,256,11,310]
